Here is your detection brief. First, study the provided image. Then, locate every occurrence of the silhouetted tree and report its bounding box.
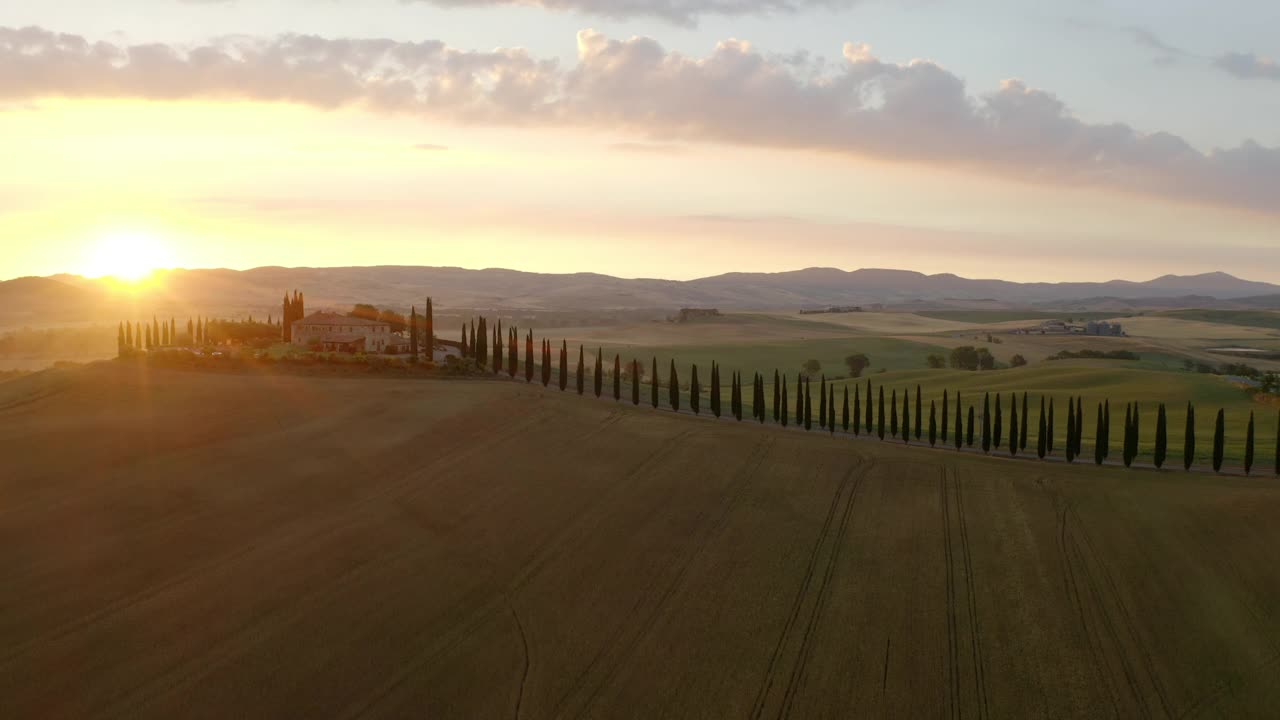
[829,385,836,435]
[652,357,660,409]
[461,323,469,357]
[116,322,125,357]
[509,327,518,377]
[796,374,805,428]
[525,329,535,383]
[576,340,586,392]
[711,362,721,417]
[1245,411,1256,475]
[956,393,964,451]
[145,324,153,349]
[409,307,419,363]
[632,359,641,405]
[993,393,1003,449]
[669,360,680,412]
[493,320,503,373]
[690,364,701,415]
[901,389,910,444]
[1066,400,1076,464]
[967,405,976,447]
[1020,392,1030,451]
[594,349,604,398]
[614,355,621,402]
[424,298,434,363]
[1183,402,1195,471]
[819,376,828,429]
[982,393,991,453]
[558,340,568,391]
[1122,404,1134,467]
[1213,409,1226,473]
[1154,403,1167,469]
[842,386,850,432]
[852,385,861,436]
[915,385,923,440]
[542,340,552,386]
[730,371,740,420]
[1009,398,1019,457]
[1274,410,1279,476]
[804,378,812,431]
[941,389,949,444]
[1047,399,1055,455]
[1131,402,1141,466]
[126,321,134,349]
[781,375,789,427]
[757,374,766,424]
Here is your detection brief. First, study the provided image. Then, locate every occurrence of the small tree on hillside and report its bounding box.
[890,389,899,439]
[981,393,991,454]
[852,385,861,436]
[1154,403,1168,469]
[929,401,937,447]
[690,364,701,415]
[802,358,821,377]
[845,353,870,378]
[1245,411,1255,475]
[842,386,850,432]
[967,405,976,448]
[1009,397,1019,457]
[594,349,604,398]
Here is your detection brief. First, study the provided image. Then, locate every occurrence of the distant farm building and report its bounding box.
[1085,321,1124,336]
[800,306,863,315]
[1011,319,1124,336]
[292,312,398,352]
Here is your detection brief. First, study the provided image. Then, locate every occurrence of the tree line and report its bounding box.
[449,316,1279,477]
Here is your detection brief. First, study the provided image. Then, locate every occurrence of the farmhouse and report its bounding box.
[291,312,396,352]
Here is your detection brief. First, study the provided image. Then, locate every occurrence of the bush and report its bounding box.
[1047,349,1140,361]
[926,354,946,369]
[1010,354,1028,367]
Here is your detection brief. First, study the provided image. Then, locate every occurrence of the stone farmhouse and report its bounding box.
[291,312,407,353]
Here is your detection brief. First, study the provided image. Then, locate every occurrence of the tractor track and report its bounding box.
[952,467,990,720]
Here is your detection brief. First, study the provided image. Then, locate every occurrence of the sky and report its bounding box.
[1,0,1278,283]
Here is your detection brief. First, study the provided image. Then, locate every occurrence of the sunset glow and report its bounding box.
[81,230,178,283]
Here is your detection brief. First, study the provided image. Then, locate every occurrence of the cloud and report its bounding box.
[1214,52,1280,81]
[2,25,1276,213]
[1122,26,1193,66]
[409,0,863,26]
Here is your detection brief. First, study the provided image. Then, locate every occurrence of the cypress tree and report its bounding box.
[1094,403,1105,465]
[915,385,923,440]
[1184,402,1195,471]
[772,370,781,422]
[1020,392,1030,451]
[1038,397,1047,459]
[1066,402,1076,464]
[461,323,469,357]
[757,374,766,425]
[955,393,964,451]
[543,340,551,386]
[126,321,134,349]
[146,324,153,349]
[558,340,568,391]
[690,364,701,415]
[804,378,812,431]
[594,349,604,398]
[1275,410,1279,477]
[829,385,836,435]
[409,307,419,362]
[967,405,976,447]
[632,359,641,405]
[613,355,621,401]
[993,393,1003,449]
[711,362,721,417]
[1122,404,1133,467]
[819,376,827,429]
[781,375,789,427]
[1213,409,1225,473]
[1103,399,1111,458]
[842,386,850,432]
[901,389,910,444]
[525,330,535,383]
[424,298,434,363]
[852,385,861,436]
[730,372,739,420]
[866,379,874,434]
[493,321,503,373]
[981,393,991,453]
[890,388,898,438]
[797,374,805,428]
[186,318,192,345]
[116,322,125,357]
[1047,399,1056,455]
[941,389,949,444]
[669,360,680,412]
[1245,411,1255,475]
[504,327,514,379]
[652,357,660,409]
[476,319,486,366]
[576,343,586,392]
[1154,403,1168,469]
[929,401,937,447]
[1009,398,1019,457]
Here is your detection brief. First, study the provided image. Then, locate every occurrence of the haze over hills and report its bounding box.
[3,266,1280,327]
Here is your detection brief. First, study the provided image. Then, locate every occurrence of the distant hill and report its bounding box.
[2,266,1278,326]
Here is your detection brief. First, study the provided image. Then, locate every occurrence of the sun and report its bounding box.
[83,231,177,282]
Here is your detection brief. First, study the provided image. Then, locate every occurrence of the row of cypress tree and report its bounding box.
[117,316,237,354]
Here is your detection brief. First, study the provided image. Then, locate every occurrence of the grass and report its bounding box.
[3,364,1279,717]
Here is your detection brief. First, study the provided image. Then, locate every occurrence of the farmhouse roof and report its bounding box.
[295,312,388,327]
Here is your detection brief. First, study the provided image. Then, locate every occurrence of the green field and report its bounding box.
[915,310,1126,324]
